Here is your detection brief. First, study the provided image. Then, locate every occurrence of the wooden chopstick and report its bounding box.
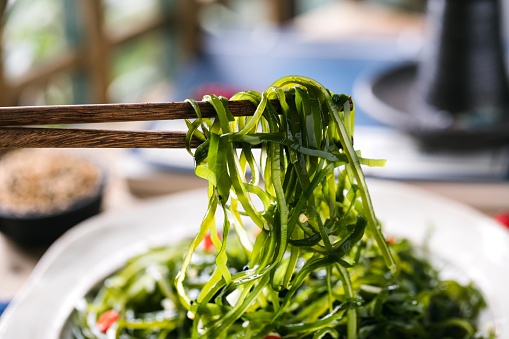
[0,100,275,127]
[0,100,282,148]
[0,127,197,148]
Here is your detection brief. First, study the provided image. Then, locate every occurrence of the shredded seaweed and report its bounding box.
[71,237,492,338]
[71,76,494,339]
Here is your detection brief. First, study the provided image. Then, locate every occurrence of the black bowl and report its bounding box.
[0,182,104,249]
[354,62,509,149]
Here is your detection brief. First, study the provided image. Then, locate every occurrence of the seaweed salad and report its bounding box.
[71,76,493,338]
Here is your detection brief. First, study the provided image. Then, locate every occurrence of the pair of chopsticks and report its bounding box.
[0,101,271,148]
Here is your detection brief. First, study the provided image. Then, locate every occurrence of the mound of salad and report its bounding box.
[71,76,494,338]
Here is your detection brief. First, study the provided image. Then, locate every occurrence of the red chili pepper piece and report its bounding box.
[386,235,397,245]
[203,232,214,252]
[263,334,281,339]
[97,309,119,333]
[203,231,223,252]
[494,212,509,229]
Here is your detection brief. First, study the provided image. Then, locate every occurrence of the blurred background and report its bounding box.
[0,0,508,308]
[0,0,429,106]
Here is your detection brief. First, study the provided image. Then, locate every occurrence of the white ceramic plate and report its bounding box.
[0,180,508,338]
[131,124,509,181]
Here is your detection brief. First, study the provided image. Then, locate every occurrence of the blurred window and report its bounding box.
[0,0,361,106]
[0,0,200,106]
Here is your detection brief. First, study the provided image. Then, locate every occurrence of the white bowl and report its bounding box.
[0,180,508,338]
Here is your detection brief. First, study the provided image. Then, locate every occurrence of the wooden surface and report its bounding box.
[0,237,43,301]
